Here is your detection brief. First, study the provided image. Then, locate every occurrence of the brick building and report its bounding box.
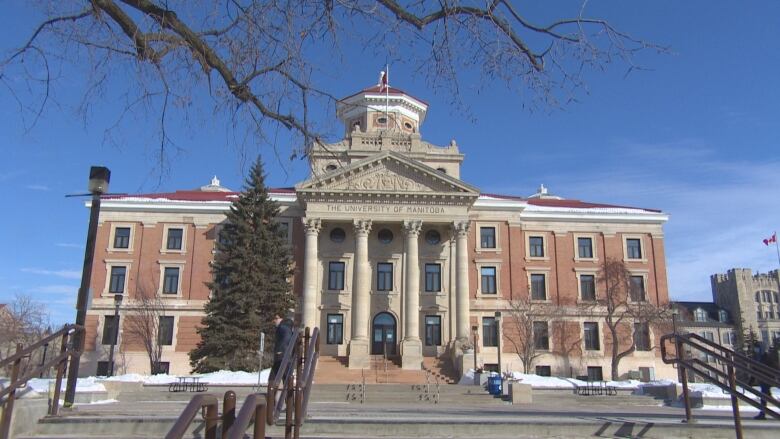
[80,82,675,380]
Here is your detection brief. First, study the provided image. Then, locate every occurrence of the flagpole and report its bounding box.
[775,231,780,267]
[385,64,389,128]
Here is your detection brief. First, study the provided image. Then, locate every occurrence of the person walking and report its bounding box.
[270,313,294,383]
[754,344,778,420]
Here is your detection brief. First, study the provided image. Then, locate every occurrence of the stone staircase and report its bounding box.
[313,354,457,384]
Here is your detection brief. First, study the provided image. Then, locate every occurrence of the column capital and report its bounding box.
[402,220,423,237]
[353,219,372,236]
[303,217,322,235]
[452,220,470,238]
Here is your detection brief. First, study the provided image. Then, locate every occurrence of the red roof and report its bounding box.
[104,188,295,202]
[482,193,661,212]
[341,85,429,106]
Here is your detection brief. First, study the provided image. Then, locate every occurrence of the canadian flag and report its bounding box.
[763,233,777,246]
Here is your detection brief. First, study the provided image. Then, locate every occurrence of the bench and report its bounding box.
[576,378,616,396]
[168,376,208,393]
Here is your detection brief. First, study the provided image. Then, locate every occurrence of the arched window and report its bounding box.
[694,308,708,323]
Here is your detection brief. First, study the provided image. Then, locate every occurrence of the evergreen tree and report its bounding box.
[190,157,294,372]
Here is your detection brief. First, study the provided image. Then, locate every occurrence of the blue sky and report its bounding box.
[1,1,779,325]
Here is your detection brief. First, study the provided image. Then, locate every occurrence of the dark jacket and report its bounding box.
[274,318,294,356]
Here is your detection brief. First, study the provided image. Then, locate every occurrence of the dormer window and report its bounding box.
[718,310,728,323]
[404,122,413,130]
[325,164,338,172]
[694,308,708,323]
[376,117,387,124]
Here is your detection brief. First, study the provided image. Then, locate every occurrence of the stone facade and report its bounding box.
[711,268,780,349]
[80,83,675,380]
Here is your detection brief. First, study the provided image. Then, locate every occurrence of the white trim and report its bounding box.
[573,233,598,262]
[161,224,187,254]
[108,223,136,253]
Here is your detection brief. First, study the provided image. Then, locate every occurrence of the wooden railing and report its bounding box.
[661,332,780,439]
[0,324,83,439]
[164,394,219,439]
[168,326,319,439]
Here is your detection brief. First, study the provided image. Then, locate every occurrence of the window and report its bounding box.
[102,315,118,345]
[481,267,497,294]
[533,321,549,350]
[626,238,642,259]
[425,316,442,346]
[326,314,343,344]
[535,365,551,377]
[577,237,593,259]
[755,291,761,302]
[584,322,600,350]
[580,275,596,301]
[529,236,544,257]
[757,310,763,320]
[725,331,737,346]
[109,266,126,294]
[634,323,651,351]
[325,164,338,172]
[96,361,111,376]
[425,264,441,292]
[480,227,496,249]
[376,263,393,291]
[482,317,498,347]
[114,227,131,249]
[378,229,393,244]
[166,228,183,250]
[694,308,707,322]
[152,362,170,375]
[277,222,290,240]
[629,276,646,301]
[163,267,180,295]
[330,228,346,243]
[425,230,441,245]
[718,310,728,323]
[587,366,603,382]
[531,273,546,300]
[328,262,345,290]
[158,316,174,346]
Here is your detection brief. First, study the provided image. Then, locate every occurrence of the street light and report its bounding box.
[107,293,123,377]
[495,311,502,376]
[64,166,110,407]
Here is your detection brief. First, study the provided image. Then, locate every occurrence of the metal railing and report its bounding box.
[164,394,219,439]
[0,324,83,439]
[661,332,780,439]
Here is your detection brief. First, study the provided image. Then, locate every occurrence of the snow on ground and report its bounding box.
[26,377,106,393]
[104,368,271,385]
[457,369,677,390]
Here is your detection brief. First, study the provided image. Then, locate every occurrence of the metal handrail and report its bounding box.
[0,324,83,439]
[661,332,780,439]
[225,393,266,439]
[300,327,320,421]
[165,394,219,439]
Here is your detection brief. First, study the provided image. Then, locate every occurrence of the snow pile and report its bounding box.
[458,369,678,390]
[25,377,106,393]
[105,368,271,385]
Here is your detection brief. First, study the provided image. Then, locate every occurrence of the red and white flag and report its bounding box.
[763,233,777,246]
[379,70,388,91]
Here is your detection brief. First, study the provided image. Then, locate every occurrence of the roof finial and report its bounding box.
[211,175,220,186]
[539,183,547,195]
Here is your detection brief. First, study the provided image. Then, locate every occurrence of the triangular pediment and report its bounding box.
[296,151,479,197]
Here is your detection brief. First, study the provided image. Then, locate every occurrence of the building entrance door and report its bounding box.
[371,312,397,355]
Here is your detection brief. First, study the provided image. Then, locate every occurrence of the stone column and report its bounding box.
[348,219,372,369]
[402,220,423,369]
[454,220,471,341]
[301,218,321,331]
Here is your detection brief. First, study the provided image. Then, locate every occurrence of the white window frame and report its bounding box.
[475,222,501,252]
[108,223,136,252]
[622,234,647,263]
[158,261,186,297]
[575,268,599,303]
[527,268,550,302]
[524,232,550,262]
[628,271,650,303]
[103,260,132,297]
[422,258,446,295]
[476,260,501,297]
[573,233,598,262]
[161,224,187,254]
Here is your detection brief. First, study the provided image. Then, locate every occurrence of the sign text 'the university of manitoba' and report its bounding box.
[325,204,446,215]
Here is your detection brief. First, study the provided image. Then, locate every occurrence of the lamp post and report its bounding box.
[471,325,478,377]
[64,166,110,407]
[107,293,123,377]
[39,342,49,378]
[495,311,502,375]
